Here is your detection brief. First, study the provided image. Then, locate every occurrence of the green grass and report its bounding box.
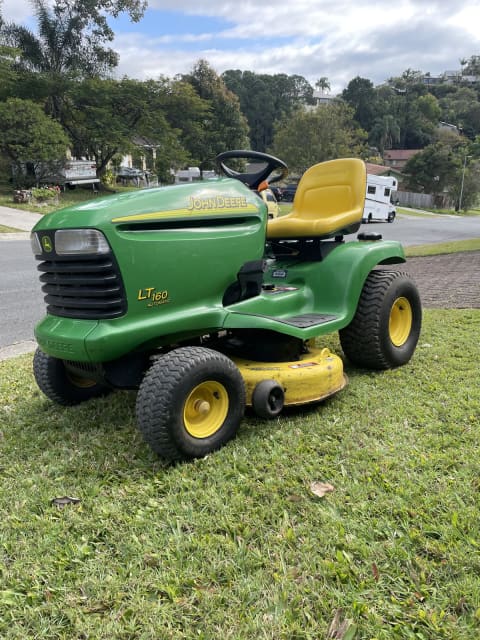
[397,207,480,217]
[405,238,480,257]
[0,185,136,215]
[0,224,21,232]
[1,309,480,639]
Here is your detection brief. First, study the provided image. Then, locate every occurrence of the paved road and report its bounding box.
[362,212,480,245]
[0,239,44,351]
[0,209,479,357]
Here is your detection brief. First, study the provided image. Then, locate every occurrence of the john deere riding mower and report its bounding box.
[30,150,421,461]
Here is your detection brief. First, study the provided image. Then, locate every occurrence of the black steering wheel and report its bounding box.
[216,150,288,190]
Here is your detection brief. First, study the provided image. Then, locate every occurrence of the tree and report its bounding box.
[460,55,480,76]
[403,142,458,195]
[2,0,145,74]
[270,102,367,173]
[0,43,18,100]
[402,135,480,210]
[452,157,480,211]
[369,114,401,153]
[0,0,146,118]
[315,77,330,93]
[222,70,314,151]
[0,98,69,186]
[159,76,213,167]
[183,60,249,171]
[342,76,377,132]
[64,78,182,178]
[439,87,480,139]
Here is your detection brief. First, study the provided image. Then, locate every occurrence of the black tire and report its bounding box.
[136,347,245,460]
[339,270,422,369]
[387,212,396,223]
[33,348,110,406]
[252,380,285,419]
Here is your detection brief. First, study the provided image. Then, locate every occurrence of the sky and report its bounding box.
[2,0,480,93]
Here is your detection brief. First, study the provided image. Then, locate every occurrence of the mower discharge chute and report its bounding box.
[30,150,421,461]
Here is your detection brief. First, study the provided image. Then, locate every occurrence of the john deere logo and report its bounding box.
[41,236,53,253]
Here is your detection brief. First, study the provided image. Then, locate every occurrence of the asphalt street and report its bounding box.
[0,238,44,353]
[1,208,480,357]
[364,211,480,245]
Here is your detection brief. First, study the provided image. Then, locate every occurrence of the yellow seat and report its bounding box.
[267,158,366,239]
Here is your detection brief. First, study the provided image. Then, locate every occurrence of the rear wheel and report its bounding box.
[136,347,245,460]
[33,348,110,405]
[339,270,421,369]
[387,211,396,223]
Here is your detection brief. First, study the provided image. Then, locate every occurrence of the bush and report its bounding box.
[31,186,60,202]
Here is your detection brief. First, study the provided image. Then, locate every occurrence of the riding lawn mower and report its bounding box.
[30,150,422,461]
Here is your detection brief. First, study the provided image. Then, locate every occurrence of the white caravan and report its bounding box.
[362,174,397,223]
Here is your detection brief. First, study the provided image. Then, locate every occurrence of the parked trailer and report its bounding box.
[14,159,100,189]
[60,160,100,187]
[363,175,397,223]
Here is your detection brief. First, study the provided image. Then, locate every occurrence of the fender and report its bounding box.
[308,239,406,326]
[223,240,406,339]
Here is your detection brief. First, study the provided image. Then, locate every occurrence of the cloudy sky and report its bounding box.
[3,0,480,93]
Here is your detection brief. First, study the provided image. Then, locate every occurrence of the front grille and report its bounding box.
[36,253,127,320]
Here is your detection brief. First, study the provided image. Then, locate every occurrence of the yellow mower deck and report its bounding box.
[233,346,347,407]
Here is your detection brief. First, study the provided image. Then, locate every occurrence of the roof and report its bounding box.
[366,162,391,176]
[383,149,420,161]
[132,135,160,148]
[366,162,404,181]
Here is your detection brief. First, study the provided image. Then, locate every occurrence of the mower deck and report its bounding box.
[233,346,347,407]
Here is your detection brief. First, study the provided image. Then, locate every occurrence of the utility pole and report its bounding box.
[458,154,471,211]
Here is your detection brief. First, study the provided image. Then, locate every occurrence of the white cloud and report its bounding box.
[3,0,480,93]
[2,0,33,23]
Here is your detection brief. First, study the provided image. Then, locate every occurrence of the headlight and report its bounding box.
[30,232,42,256]
[55,229,110,255]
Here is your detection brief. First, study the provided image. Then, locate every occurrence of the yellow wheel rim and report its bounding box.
[183,381,229,439]
[389,297,413,346]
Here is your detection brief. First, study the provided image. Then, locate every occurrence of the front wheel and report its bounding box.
[136,347,245,460]
[252,380,285,419]
[33,348,110,406]
[339,270,421,369]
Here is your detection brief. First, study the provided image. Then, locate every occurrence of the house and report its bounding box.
[383,149,420,172]
[366,162,404,188]
[438,122,460,135]
[312,90,337,106]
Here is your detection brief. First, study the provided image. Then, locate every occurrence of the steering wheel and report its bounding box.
[216,150,288,190]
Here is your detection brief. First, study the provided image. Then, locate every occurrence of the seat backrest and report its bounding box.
[267,158,366,239]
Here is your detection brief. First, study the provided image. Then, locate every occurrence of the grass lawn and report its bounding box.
[405,238,480,257]
[0,184,135,216]
[0,224,21,232]
[1,309,479,639]
[397,207,480,218]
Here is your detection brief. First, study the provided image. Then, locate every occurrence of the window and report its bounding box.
[367,185,376,195]
[384,188,391,197]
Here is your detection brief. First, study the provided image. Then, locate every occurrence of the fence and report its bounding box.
[396,190,453,210]
[395,191,433,208]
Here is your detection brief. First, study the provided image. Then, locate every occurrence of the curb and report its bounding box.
[0,340,36,362]
[0,232,30,241]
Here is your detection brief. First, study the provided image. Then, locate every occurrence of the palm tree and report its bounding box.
[370,114,401,154]
[315,77,331,94]
[1,0,120,120]
[2,0,118,77]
